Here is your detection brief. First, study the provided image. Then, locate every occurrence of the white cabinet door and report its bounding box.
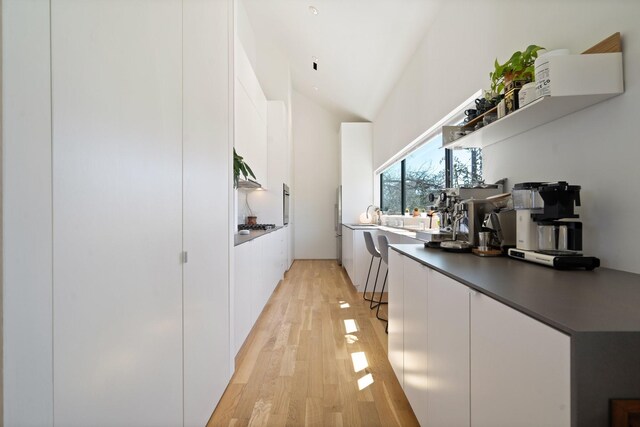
[235,79,268,187]
[234,40,268,188]
[402,257,429,426]
[387,250,405,387]
[182,0,231,423]
[470,292,571,427]
[51,1,183,425]
[342,226,354,283]
[255,233,271,316]
[234,241,254,356]
[3,1,54,425]
[427,270,470,427]
[354,229,383,292]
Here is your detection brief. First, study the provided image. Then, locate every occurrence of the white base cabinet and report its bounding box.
[342,225,354,280]
[427,270,470,427]
[389,251,571,427]
[233,228,288,357]
[387,250,405,388]
[341,226,387,292]
[402,258,429,425]
[470,292,571,427]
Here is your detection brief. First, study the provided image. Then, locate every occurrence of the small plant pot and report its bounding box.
[246,216,257,225]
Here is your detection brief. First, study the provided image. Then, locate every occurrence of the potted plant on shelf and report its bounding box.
[233,148,256,188]
[489,44,544,115]
[489,44,544,95]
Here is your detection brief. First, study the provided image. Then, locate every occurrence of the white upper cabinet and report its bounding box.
[235,39,268,188]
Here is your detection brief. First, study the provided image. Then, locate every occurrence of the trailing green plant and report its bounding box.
[233,148,256,188]
[489,45,544,94]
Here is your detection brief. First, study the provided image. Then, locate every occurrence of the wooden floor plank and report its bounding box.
[208,260,418,427]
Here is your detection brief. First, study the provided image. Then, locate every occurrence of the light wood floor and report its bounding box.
[208,260,418,427]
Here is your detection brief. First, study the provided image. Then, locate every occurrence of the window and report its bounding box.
[404,135,446,212]
[380,162,402,214]
[379,135,483,214]
[452,148,483,188]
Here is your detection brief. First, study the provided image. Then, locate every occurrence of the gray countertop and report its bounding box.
[234,226,284,246]
[342,223,419,239]
[391,244,640,334]
[342,223,380,230]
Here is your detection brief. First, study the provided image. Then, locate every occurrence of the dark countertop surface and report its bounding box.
[391,244,640,334]
[234,226,284,246]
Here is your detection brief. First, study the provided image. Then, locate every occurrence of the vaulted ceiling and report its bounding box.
[242,0,442,121]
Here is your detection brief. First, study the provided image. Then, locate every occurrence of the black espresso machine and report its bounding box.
[508,181,600,270]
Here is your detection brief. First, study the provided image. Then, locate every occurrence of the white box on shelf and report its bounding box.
[542,53,623,97]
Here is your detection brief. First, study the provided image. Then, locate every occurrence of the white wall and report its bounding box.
[293,90,342,259]
[373,0,640,273]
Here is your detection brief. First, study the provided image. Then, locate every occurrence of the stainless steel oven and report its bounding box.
[283,183,290,225]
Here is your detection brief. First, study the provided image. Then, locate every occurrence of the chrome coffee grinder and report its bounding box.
[508,181,600,270]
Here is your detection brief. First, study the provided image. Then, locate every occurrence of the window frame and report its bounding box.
[376,90,484,214]
[380,145,453,214]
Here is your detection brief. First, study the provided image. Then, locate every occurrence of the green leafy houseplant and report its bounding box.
[233,148,256,188]
[489,45,544,95]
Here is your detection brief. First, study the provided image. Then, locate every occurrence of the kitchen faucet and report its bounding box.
[366,205,381,225]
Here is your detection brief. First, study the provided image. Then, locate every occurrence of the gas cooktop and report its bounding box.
[238,224,276,231]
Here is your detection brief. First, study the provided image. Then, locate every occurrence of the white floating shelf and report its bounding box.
[443,52,624,150]
[443,93,619,149]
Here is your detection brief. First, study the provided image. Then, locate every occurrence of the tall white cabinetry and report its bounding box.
[235,40,268,187]
[340,123,373,224]
[388,251,570,427]
[3,1,232,425]
[3,1,54,424]
[51,2,183,425]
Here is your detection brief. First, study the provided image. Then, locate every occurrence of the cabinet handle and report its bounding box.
[182,251,188,264]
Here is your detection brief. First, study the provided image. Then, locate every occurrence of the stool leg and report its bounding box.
[376,270,389,322]
[363,255,375,302]
[370,258,382,309]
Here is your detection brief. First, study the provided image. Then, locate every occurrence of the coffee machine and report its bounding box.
[508,181,600,270]
[416,185,503,247]
[465,195,516,250]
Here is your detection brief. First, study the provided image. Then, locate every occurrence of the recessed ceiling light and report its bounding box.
[312,86,319,91]
[309,6,319,15]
